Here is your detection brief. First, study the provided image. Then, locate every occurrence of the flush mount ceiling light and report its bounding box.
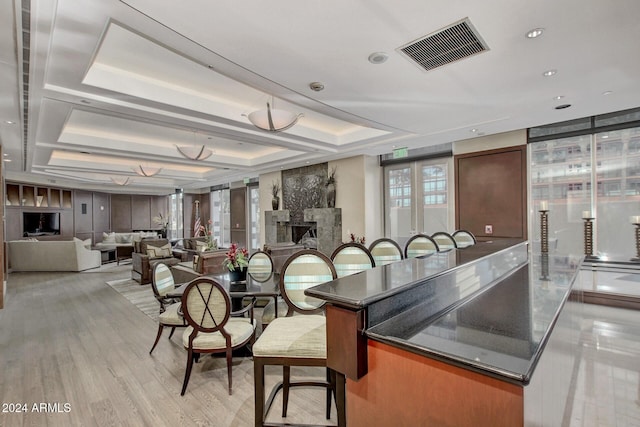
[542,69,557,77]
[368,52,389,64]
[176,131,213,160]
[526,28,544,38]
[133,164,162,177]
[111,177,132,186]
[245,98,303,132]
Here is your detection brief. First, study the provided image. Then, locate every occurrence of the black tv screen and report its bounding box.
[23,212,60,237]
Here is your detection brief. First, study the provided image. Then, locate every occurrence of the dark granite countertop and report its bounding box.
[366,254,583,385]
[306,239,527,310]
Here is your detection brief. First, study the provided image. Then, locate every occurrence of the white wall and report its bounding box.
[258,170,282,247]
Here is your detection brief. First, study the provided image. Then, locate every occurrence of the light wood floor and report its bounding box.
[0,266,336,427]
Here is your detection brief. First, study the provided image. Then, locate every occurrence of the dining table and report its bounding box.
[167,271,281,314]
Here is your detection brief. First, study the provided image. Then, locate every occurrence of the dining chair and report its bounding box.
[452,229,477,248]
[180,277,256,396]
[149,262,187,355]
[248,250,286,327]
[330,242,375,277]
[253,249,343,426]
[368,238,403,266]
[404,234,439,258]
[431,232,458,251]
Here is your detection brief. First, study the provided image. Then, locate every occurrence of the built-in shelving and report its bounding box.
[5,183,73,209]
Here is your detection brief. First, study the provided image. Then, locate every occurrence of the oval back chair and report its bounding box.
[431,232,457,251]
[404,234,439,258]
[180,277,256,396]
[452,229,477,248]
[368,238,403,266]
[280,249,337,316]
[149,262,186,355]
[330,242,376,278]
[247,250,274,282]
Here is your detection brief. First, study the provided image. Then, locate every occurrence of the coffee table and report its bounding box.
[93,246,116,264]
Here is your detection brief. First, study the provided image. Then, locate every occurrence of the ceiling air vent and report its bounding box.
[398,18,488,72]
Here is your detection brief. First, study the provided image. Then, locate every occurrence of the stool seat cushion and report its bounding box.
[158,302,185,326]
[182,318,256,350]
[253,315,326,359]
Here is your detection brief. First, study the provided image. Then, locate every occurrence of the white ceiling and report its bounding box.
[1,0,639,193]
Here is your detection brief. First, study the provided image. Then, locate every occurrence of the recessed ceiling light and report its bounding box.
[368,52,388,64]
[526,28,544,38]
[470,128,478,133]
[602,90,613,96]
[3,153,8,156]
[309,82,325,92]
[4,120,15,124]
[542,69,557,77]
[3,158,11,162]
[555,104,571,110]
[554,95,564,100]
[602,135,609,139]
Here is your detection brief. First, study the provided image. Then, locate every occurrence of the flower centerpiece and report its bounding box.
[198,219,217,251]
[223,243,249,282]
[152,212,169,238]
[349,232,365,245]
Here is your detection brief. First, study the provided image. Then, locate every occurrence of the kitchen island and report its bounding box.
[306,240,583,426]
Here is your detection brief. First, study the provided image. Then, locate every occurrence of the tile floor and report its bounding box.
[568,266,640,426]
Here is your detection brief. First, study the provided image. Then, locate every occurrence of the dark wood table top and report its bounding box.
[167,272,280,298]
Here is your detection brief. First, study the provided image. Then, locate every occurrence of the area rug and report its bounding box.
[106,278,159,321]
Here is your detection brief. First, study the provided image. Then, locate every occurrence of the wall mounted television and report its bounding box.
[23,212,61,237]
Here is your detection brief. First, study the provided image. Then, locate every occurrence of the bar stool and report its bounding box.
[253,249,344,426]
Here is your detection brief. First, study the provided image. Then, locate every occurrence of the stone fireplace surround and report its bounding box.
[264,208,342,257]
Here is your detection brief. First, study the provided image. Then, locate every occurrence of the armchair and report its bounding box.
[132,238,180,284]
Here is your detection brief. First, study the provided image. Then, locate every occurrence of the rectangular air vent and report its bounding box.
[399,18,488,72]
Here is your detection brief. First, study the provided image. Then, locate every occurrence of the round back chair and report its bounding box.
[431,232,457,251]
[180,277,256,396]
[330,243,375,278]
[452,229,477,248]
[248,250,274,282]
[280,249,337,316]
[368,238,403,266]
[404,234,439,258]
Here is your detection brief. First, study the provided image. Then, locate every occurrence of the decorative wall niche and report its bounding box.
[282,163,328,224]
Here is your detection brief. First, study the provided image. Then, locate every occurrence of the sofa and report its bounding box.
[95,231,159,263]
[131,238,180,284]
[9,238,101,272]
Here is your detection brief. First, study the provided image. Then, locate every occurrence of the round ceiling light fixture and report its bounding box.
[542,69,557,77]
[526,28,544,38]
[309,82,325,92]
[555,104,572,110]
[368,52,389,64]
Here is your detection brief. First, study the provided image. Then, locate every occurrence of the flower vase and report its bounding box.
[229,267,247,283]
[272,196,279,210]
[326,183,336,208]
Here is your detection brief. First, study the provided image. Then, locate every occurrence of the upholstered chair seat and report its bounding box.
[182,318,256,350]
[253,315,326,358]
[158,302,185,326]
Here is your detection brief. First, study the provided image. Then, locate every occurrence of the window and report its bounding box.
[210,189,230,247]
[384,158,453,246]
[168,192,183,240]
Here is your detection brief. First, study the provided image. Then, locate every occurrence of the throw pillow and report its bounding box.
[102,232,116,244]
[195,241,208,252]
[146,243,171,259]
[83,238,92,249]
[115,233,132,244]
